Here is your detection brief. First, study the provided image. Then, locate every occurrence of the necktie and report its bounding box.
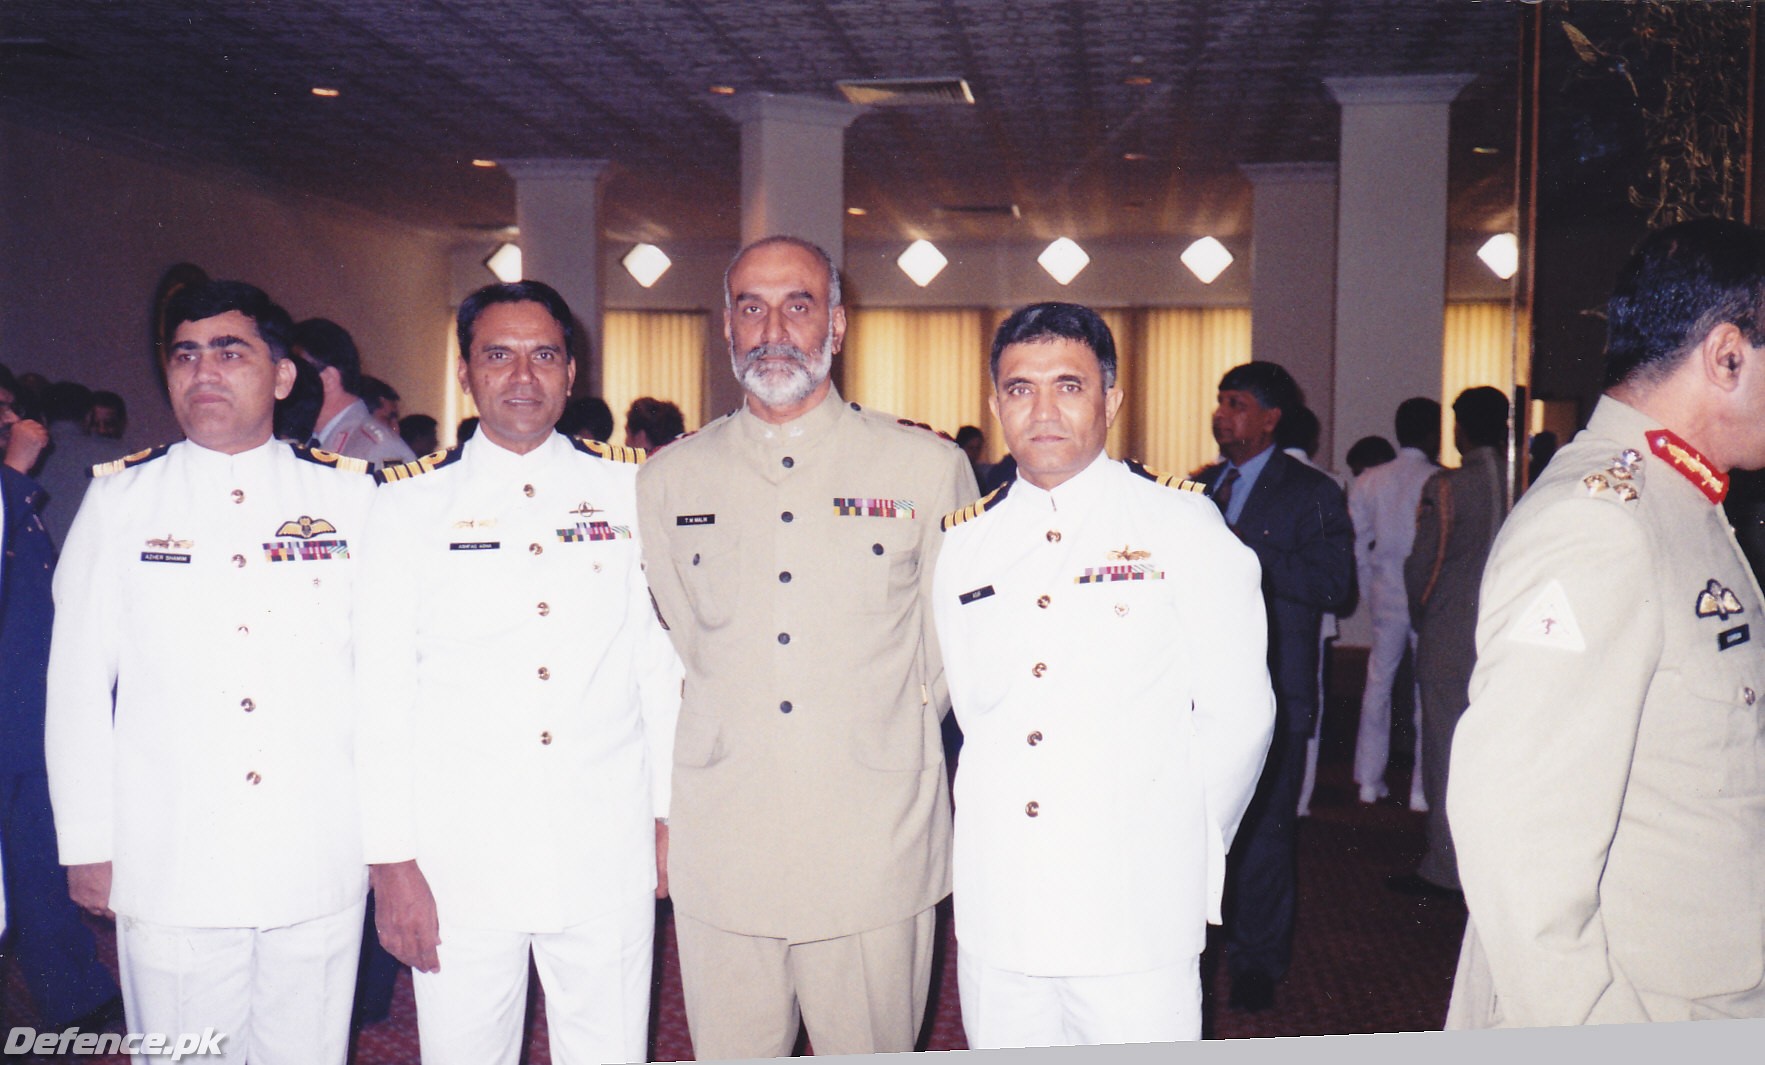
[1213,466,1240,518]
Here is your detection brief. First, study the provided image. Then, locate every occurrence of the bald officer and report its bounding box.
[46,280,374,1064]
[934,303,1274,1047]
[636,236,978,1058]
[356,281,680,1065]
[1447,218,1765,1027]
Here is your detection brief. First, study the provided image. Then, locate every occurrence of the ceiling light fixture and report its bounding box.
[310,86,340,98]
[1477,232,1519,280]
[1123,75,1153,87]
[471,159,497,168]
[1471,145,1501,155]
[897,240,949,287]
[1122,151,1149,162]
[622,243,672,288]
[1037,238,1090,286]
[846,206,867,216]
[484,242,522,283]
[1181,236,1234,284]
[709,85,736,95]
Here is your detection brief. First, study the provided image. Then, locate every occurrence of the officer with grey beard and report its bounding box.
[635,236,978,1059]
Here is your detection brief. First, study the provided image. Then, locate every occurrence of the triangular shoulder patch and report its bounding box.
[90,443,172,478]
[571,436,647,464]
[374,446,463,485]
[942,480,1013,531]
[1126,458,1208,494]
[292,443,370,476]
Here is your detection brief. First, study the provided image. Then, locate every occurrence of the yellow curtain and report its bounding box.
[1135,308,1253,477]
[602,310,708,438]
[844,308,990,446]
[1441,300,1518,465]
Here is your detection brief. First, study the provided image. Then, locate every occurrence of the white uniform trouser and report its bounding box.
[413,891,654,1065]
[1353,596,1423,801]
[957,948,1201,1049]
[116,899,365,1065]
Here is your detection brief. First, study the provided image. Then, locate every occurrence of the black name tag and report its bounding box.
[958,585,996,606]
[140,551,191,564]
[677,514,715,526]
[1719,624,1750,651]
[449,541,500,551]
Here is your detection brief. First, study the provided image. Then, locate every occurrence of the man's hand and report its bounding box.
[67,861,114,919]
[655,820,670,899]
[4,418,49,474]
[370,860,442,972]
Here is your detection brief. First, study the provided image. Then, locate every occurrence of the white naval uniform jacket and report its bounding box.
[1447,397,1765,1027]
[46,439,375,929]
[354,432,681,932]
[933,455,1275,976]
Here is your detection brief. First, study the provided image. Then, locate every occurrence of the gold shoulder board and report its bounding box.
[90,443,172,478]
[571,437,647,464]
[373,446,463,485]
[942,480,1013,531]
[1126,458,1207,494]
[292,444,370,476]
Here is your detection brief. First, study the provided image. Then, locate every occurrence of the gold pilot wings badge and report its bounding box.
[140,532,193,564]
[264,516,349,562]
[1695,579,1745,621]
[1106,545,1151,561]
[1504,579,1585,652]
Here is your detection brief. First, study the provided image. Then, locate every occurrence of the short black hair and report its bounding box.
[955,425,984,448]
[557,396,613,443]
[1394,397,1442,450]
[1217,361,1302,416]
[990,302,1118,388]
[1274,405,1320,456]
[292,318,362,394]
[1453,386,1510,449]
[44,380,93,423]
[165,280,295,363]
[91,390,127,418]
[1605,217,1765,389]
[625,397,686,448]
[457,280,577,360]
[358,374,399,409]
[1346,435,1397,475]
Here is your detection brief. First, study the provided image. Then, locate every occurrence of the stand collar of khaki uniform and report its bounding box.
[736,382,848,450]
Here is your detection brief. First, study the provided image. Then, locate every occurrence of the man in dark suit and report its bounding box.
[1197,361,1354,1012]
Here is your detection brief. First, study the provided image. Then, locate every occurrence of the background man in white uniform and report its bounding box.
[47,280,375,1064]
[357,281,680,1065]
[934,301,1274,1046]
[1349,397,1439,807]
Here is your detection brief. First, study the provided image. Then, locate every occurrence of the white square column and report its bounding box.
[1324,74,1471,470]
[722,93,865,266]
[497,157,610,395]
[1241,162,1339,458]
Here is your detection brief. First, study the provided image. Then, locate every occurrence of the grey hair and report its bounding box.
[722,235,842,311]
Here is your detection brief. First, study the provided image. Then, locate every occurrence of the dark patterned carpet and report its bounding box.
[3,648,1465,1061]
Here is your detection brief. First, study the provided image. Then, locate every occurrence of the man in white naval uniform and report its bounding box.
[1348,397,1439,806]
[357,281,680,1065]
[46,280,376,1065]
[934,302,1275,1047]
[1447,218,1765,1027]
[294,317,417,471]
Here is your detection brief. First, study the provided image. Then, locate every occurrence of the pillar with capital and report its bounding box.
[497,157,610,396]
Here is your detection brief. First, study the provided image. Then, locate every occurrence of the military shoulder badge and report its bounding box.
[1125,458,1208,494]
[91,443,172,478]
[571,437,646,464]
[1647,429,1727,503]
[895,418,956,443]
[292,444,370,476]
[942,480,1013,531]
[375,446,463,485]
[1581,447,1644,504]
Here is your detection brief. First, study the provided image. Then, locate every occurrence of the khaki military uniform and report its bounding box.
[635,387,977,1055]
[1446,396,1765,1027]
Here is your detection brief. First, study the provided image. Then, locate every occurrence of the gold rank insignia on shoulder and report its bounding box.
[291,444,370,475]
[1125,458,1207,493]
[571,437,646,464]
[91,443,172,478]
[941,480,1014,531]
[375,446,463,484]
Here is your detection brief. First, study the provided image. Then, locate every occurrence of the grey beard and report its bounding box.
[731,336,833,409]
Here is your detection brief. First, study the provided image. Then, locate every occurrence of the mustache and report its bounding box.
[737,342,814,368]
